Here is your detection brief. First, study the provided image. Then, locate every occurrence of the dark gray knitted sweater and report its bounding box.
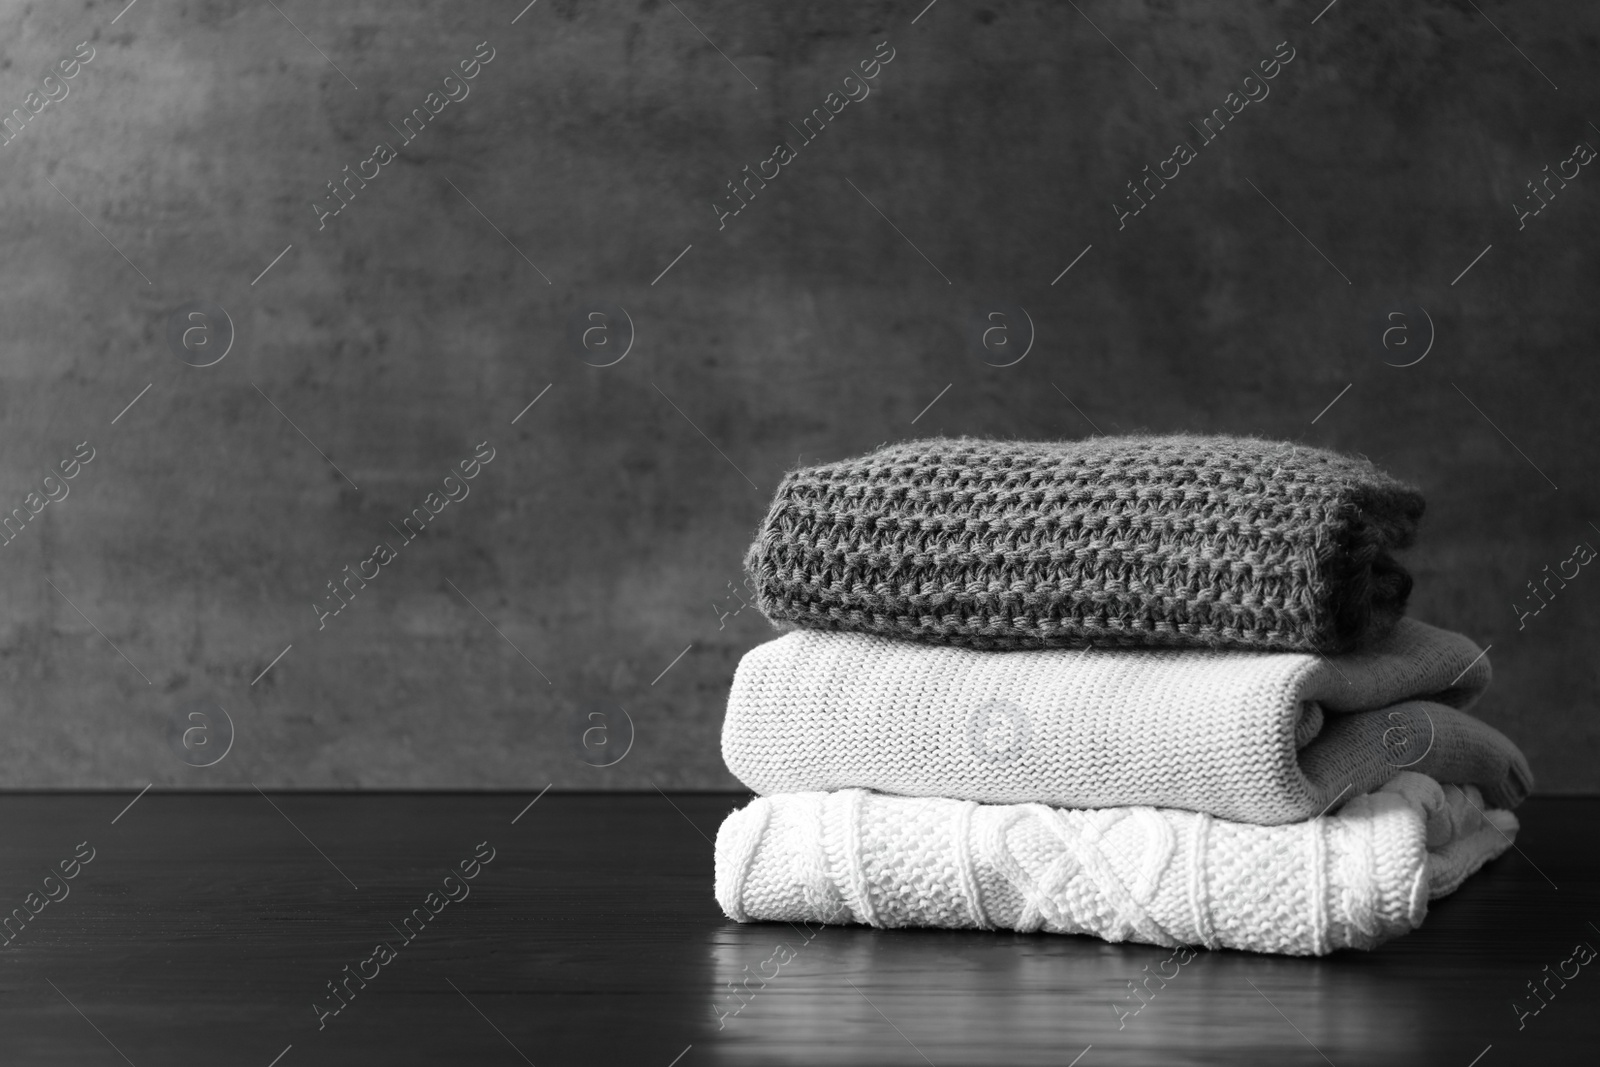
[744,436,1426,653]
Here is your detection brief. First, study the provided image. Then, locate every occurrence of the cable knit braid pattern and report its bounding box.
[744,435,1426,653]
[722,617,1532,825]
[713,773,1517,956]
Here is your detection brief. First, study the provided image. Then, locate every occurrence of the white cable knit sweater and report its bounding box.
[722,618,1531,825]
[714,773,1516,956]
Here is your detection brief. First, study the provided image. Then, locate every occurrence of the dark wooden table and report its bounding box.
[0,792,1594,1066]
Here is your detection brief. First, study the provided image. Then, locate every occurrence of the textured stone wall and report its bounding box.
[0,0,1595,789]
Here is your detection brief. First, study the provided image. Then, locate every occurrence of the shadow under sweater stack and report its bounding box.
[713,436,1533,956]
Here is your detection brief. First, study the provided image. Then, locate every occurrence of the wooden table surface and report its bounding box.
[0,791,1594,1066]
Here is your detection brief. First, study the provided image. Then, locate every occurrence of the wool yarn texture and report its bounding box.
[722,617,1531,825]
[745,435,1425,654]
[713,772,1516,956]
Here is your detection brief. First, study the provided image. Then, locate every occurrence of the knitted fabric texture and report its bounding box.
[745,435,1425,653]
[713,772,1516,956]
[722,617,1532,825]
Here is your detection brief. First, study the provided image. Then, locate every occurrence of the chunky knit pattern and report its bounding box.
[723,618,1531,825]
[745,435,1425,653]
[714,773,1517,956]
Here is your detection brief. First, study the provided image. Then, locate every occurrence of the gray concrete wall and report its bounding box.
[0,0,1595,790]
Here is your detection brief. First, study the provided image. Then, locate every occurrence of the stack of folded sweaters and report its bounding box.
[713,435,1532,956]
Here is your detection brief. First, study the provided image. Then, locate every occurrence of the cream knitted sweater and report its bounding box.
[713,772,1516,956]
[722,618,1531,825]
